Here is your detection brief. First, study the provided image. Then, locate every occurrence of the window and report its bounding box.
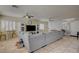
[9,21,13,31]
[17,22,21,31]
[1,20,5,31]
[1,20,16,31]
[13,21,16,30]
[5,20,9,31]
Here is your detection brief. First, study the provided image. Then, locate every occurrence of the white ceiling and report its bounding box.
[0,5,79,19]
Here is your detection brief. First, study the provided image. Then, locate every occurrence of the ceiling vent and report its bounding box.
[12,5,18,8]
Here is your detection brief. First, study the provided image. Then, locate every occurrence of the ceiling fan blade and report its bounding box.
[23,12,34,18]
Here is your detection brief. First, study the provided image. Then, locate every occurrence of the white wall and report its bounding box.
[62,18,79,36]
[70,20,79,35]
[48,19,63,31]
[62,22,71,35]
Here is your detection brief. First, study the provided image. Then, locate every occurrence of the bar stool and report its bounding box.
[77,32,79,40]
[6,31,9,40]
[8,31,12,39]
[10,31,13,39]
[1,32,6,41]
[12,31,17,38]
[0,32,2,41]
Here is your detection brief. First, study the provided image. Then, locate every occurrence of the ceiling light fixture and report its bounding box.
[23,13,34,19]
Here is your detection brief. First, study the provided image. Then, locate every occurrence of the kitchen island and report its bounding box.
[23,30,64,53]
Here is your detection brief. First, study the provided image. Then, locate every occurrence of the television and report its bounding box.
[26,25,36,31]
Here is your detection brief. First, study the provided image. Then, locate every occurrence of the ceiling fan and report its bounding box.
[23,13,34,24]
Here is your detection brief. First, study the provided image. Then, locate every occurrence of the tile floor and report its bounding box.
[0,38,27,53]
[35,36,79,53]
[0,36,79,53]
